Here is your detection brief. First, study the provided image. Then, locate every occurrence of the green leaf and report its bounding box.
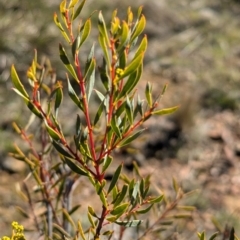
[118,63,142,101]
[95,180,106,195]
[88,206,98,218]
[99,57,110,91]
[133,35,148,60]
[53,13,70,43]
[52,140,73,158]
[115,220,143,227]
[152,106,179,116]
[145,82,152,107]
[117,21,130,50]
[80,18,91,47]
[161,83,168,95]
[125,97,133,124]
[110,203,129,216]
[102,156,113,173]
[131,181,139,203]
[136,204,153,214]
[209,232,219,240]
[94,89,105,102]
[12,88,29,104]
[106,216,118,223]
[102,230,113,236]
[93,99,104,126]
[98,34,110,68]
[115,102,126,117]
[139,179,145,199]
[113,184,128,207]
[177,205,196,211]
[64,157,88,176]
[130,15,146,44]
[72,0,86,20]
[11,65,29,98]
[137,6,143,19]
[99,191,108,208]
[148,195,164,204]
[88,212,95,228]
[118,52,144,81]
[45,121,62,141]
[59,44,79,82]
[98,11,110,46]
[112,185,118,202]
[75,114,82,136]
[55,85,63,118]
[118,129,145,147]
[110,116,122,139]
[67,77,83,110]
[84,44,95,80]
[72,33,81,57]
[84,47,96,102]
[108,164,122,194]
[62,208,76,230]
[119,49,127,70]
[16,206,30,219]
[77,221,86,240]
[53,223,71,238]
[68,0,78,8]
[68,204,81,215]
[198,232,205,240]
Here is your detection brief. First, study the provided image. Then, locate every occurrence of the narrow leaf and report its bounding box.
[59,44,78,82]
[11,65,29,98]
[67,77,83,110]
[68,0,78,8]
[98,11,110,46]
[77,221,86,240]
[68,204,81,215]
[145,82,152,107]
[152,106,179,116]
[118,53,144,80]
[102,156,113,173]
[53,13,70,43]
[118,63,142,100]
[133,35,148,60]
[209,232,219,240]
[93,99,104,126]
[108,164,122,194]
[80,18,91,47]
[115,220,143,227]
[99,57,110,90]
[130,15,146,44]
[148,195,164,204]
[62,208,76,230]
[113,184,128,207]
[117,21,129,50]
[111,116,122,139]
[52,140,73,158]
[64,157,88,176]
[72,33,81,57]
[72,0,86,20]
[88,206,97,218]
[16,206,29,219]
[98,34,110,68]
[44,121,62,141]
[136,204,153,214]
[54,84,63,117]
[118,129,145,147]
[110,203,129,216]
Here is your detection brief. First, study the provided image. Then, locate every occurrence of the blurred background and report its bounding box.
[1,0,240,238]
